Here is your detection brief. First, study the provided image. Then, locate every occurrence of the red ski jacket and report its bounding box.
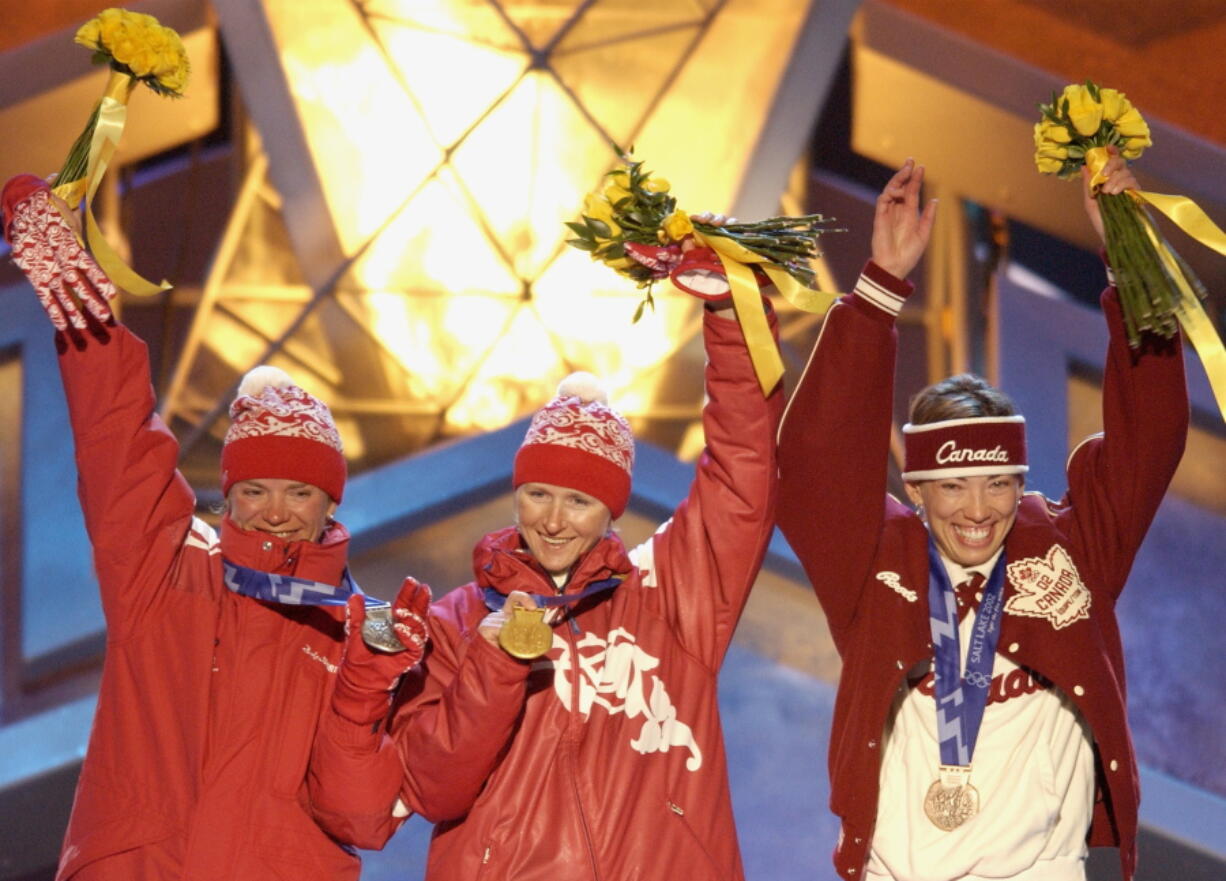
[55,324,358,881]
[309,309,783,880]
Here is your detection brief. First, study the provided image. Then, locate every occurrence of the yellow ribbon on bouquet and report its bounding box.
[1088,148,1226,420]
[689,230,840,395]
[52,70,171,297]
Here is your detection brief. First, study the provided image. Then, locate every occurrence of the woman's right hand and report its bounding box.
[2,174,116,331]
[478,590,537,651]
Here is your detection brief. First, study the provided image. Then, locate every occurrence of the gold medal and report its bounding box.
[498,604,553,659]
[923,765,979,831]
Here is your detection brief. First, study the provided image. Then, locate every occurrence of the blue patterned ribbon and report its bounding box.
[222,559,389,611]
[926,539,1007,766]
[483,574,625,633]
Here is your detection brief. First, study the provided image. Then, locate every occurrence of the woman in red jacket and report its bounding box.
[309,258,784,879]
[777,150,1187,881]
[2,174,429,881]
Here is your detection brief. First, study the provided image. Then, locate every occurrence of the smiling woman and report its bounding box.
[776,157,1190,881]
[308,247,786,880]
[0,170,432,881]
[228,478,337,544]
[513,482,611,579]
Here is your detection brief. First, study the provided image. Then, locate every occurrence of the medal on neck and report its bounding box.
[499,606,553,659]
[222,559,404,652]
[483,573,626,661]
[922,539,1008,831]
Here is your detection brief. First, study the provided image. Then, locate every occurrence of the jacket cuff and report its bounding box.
[854,260,914,317]
[465,626,536,679]
[318,703,384,752]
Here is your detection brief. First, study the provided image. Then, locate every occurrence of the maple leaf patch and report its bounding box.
[1005,544,1091,630]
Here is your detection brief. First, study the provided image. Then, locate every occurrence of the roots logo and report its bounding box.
[876,570,917,602]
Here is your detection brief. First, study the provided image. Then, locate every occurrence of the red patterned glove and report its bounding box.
[331,576,432,725]
[668,246,771,302]
[3,175,116,331]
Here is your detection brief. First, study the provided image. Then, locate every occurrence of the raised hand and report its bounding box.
[871,159,938,280]
[3,175,116,331]
[331,577,433,725]
[1081,146,1138,246]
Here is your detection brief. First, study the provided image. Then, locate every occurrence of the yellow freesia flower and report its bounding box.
[1113,107,1150,139]
[1099,88,1132,123]
[583,193,621,237]
[603,182,632,205]
[643,177,670,194]
[606,256,634,270]
[74,8,190,96]
[1034,155,1064,174]
[1121,134,1151,159]
[75,19,102,47]
[1062,84,1103,137]
[1034,119,1072,146]
[1036,144,1069,161]
[662,209,693,241]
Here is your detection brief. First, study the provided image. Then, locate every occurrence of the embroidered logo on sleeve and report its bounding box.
[876,571,917,602]
[1004,545,1091,629]
[185,516,220,554]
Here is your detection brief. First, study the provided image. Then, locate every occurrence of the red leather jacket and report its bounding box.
[55,324,357,881]
[777,263,1188,881]
[309,309,783,880]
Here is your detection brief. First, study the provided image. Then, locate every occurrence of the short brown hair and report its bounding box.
[909,373,1018,425]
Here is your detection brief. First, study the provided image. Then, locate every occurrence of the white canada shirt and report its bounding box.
[866,550,1095,881]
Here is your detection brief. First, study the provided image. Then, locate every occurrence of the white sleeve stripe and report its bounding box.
[185,516,220,554]
[854,275,905,315]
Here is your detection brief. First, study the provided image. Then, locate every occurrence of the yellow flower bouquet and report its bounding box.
[566,155,840,322]
[55,7,190,202]
[1034,81,1204,345]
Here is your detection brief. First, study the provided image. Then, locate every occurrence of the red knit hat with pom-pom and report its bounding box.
[220,366,347,502]
[513,372,635,518]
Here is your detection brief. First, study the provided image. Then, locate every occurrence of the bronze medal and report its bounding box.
[361,605,407,654]
[499,605,553,659]
[923,765,979,831]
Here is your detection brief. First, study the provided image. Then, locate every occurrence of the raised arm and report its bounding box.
[1064,149,1188,594]
[2,175,195,635]
[639,302,785,667]
[777,161,935,638]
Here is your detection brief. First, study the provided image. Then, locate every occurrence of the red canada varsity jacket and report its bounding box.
[777,262,1188,881]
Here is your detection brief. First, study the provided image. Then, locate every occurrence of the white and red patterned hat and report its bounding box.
[220,366,347,502]
[513,373,634,517]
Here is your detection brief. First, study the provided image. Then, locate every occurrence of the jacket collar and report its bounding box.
[473,525,632,597]
[220,514,350,587]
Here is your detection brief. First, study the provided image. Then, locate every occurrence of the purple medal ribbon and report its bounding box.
[926,538,1008,766]
[483,574,625,633]
[222,559,388,611]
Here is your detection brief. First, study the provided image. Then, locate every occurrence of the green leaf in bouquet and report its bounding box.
[586,217,613,238]
[632,289,655,324]
[567,238,597,251]
[565,221,593,238]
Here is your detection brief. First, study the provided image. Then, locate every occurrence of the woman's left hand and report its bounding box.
[1082,146,1139,246]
